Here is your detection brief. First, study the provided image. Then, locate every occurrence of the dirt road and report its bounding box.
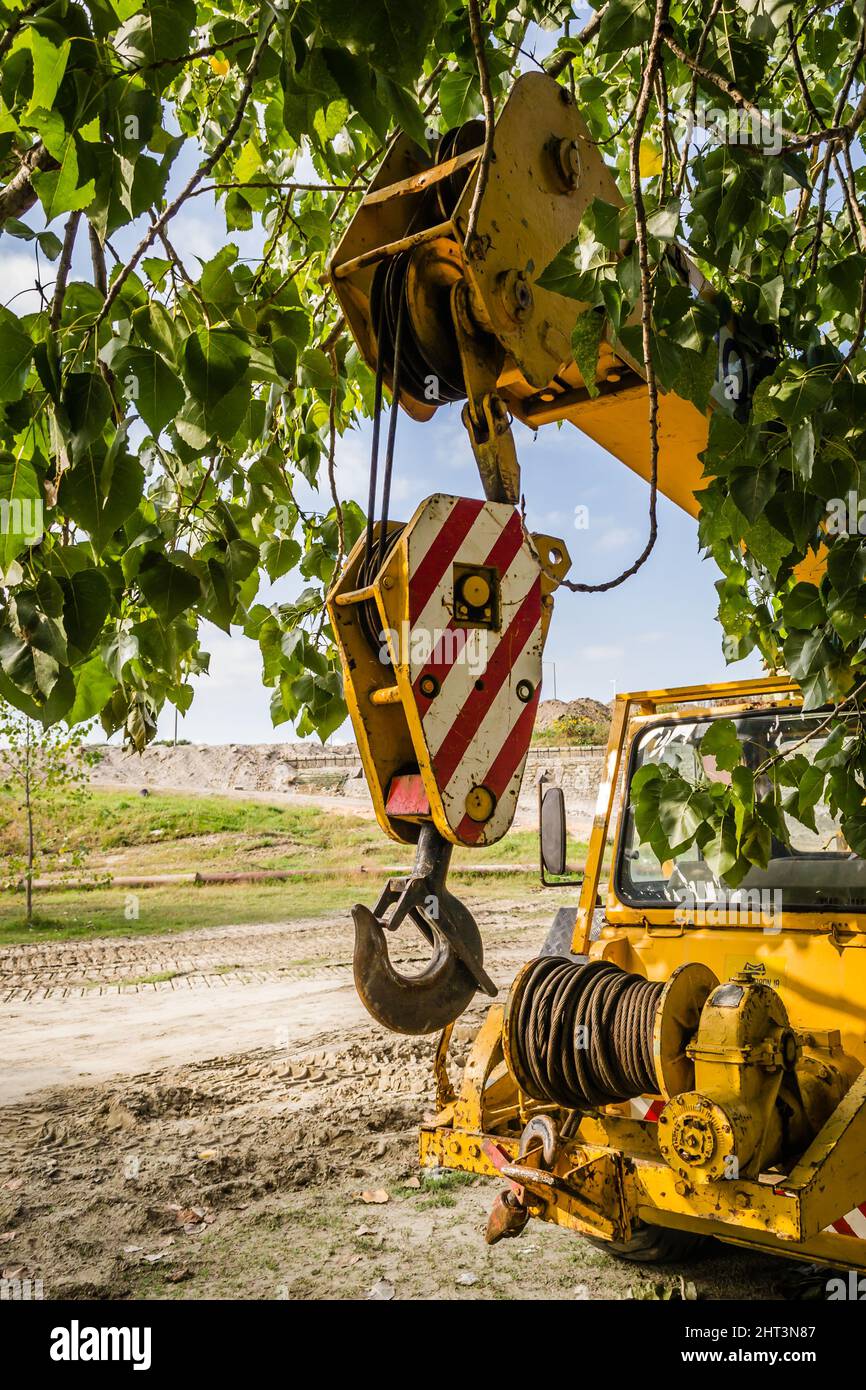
[0,898,806,1300]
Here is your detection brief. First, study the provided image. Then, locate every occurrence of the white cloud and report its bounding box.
[1,248,48,314]
[592,524,641,554]
[583,645,625,662]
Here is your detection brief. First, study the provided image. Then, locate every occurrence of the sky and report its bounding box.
[0,11,766,746]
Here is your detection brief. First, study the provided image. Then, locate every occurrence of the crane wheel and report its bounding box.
[587,1222,709,1265]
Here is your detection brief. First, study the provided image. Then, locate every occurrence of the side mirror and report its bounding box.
[539,782,584,886]
[540,785,567,877]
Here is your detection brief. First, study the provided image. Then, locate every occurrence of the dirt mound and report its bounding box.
[87,740,367,799]
[535,697,612,731]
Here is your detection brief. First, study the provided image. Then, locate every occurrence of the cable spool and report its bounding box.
[371,252,466,405]
[368,119,486,409]
[503,956,718,1111]
[431,120,486,220]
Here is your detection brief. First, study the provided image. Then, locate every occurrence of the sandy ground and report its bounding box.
[0,896,810,1301]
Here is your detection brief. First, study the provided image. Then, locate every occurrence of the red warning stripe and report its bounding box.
[412,509,525,709]
[457,686,540,843]
[833,1215,857,1237]
[830,1202,866,1236]
[408,498,485,623]
[432,575,542,791]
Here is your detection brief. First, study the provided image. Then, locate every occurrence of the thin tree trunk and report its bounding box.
[25,719,34,923]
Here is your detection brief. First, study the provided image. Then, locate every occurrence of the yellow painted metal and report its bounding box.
[328,63,853,1260]
[326,521,418,847]
[327,500,567,847]
[421,673,866,1269]
[657,974,796,1183]
[328,71,723,514]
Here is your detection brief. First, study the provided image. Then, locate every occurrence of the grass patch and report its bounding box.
[0,870,555,945]
[0,789,591,945]
[117,970,182,987]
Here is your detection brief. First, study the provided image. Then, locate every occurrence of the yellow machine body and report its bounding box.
[329,70,723,513]
[421,677,866,1270]
[326,71,848,1264]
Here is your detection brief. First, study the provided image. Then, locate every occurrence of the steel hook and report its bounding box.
[351,822,497,1035]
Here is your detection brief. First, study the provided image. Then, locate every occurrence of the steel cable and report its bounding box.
[508,956,663,1109]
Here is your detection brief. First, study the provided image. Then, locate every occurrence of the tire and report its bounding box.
[587,1221,709,1265]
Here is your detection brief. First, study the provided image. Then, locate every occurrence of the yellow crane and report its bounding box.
[325,72,866,1270]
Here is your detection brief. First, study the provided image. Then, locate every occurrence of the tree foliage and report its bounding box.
[0,0,864,870]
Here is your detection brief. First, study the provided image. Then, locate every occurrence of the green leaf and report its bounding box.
[827,537,866,596]
[377,75,428,150]
[0,311,34,402]
[63,372,114,456]
[322,48,389,142]
[316,0,446,87]
[729,459,779,524]
[183,328,251,407]
[783,628,833,681]
[658,779,705,853]
[646,199,680,241]
[757,275,784,323]
[261,536,302,581]
[700,719,743,773]
[571,309,605,398]
[22,31,71,116]
[783,582,824,630]
[61,569,112,656]
[438,68,482,128]
[199,245,241,313]
[586,199,621,253]
[137,553,202,624]
[66,654,115,726]
[115,348,185,436]
[597,0,653,54]
[62,448,144,555]
[101,627,138,679]
[0,452,42,569]
[31,136,95,221]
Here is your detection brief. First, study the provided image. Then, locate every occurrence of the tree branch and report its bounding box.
[96,20,275,327]
[0,0,48,64]
[0,142,57,228]
[545,5,607,76]
[49,210,81,332]
[464,0,496,251]
[88,221,108,298]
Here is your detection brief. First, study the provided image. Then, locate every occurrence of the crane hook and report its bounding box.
[351,822,497,1035]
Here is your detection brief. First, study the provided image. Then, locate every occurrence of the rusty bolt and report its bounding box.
[554,137,582,191]
[498,269,534,323]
